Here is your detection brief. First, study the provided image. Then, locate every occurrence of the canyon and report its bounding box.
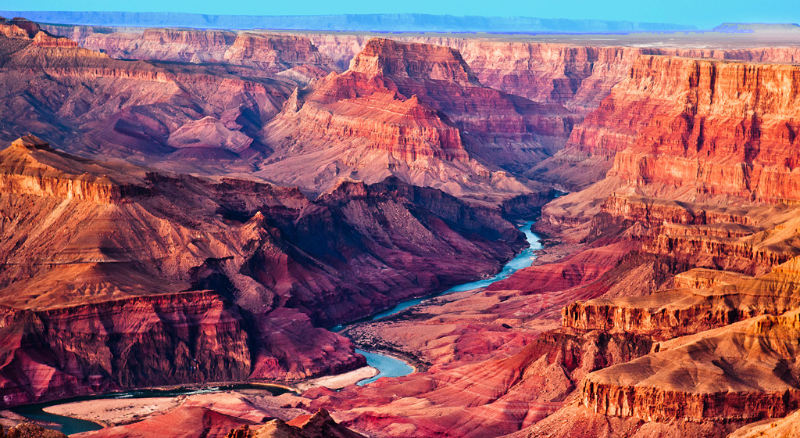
[2,12,800,438]
[0,133,525,409]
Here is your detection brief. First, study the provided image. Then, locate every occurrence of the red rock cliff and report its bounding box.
[573,55,800,202]
[0,291,250,407]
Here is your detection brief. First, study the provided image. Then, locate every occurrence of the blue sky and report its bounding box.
[5,0,799,28]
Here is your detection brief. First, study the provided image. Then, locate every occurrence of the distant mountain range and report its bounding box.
[0,11,697,33]
[713,22,800,33]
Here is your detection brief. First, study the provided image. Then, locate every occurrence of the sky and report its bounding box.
[4,0,799,29]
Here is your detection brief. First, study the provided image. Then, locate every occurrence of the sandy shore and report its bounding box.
[39,367,378,427]
[294,366,379,391]
[44,397,181,427]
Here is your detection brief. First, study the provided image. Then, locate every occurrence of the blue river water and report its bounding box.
[353,221,541,385]
[354,349,416,386]
[13,222,540,433]
[364,221,541,322]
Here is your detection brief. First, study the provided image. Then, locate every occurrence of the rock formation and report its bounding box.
[0,423,67,438]
[564,55,800,200]
[69,28,337,76]
[76,406,257,438]
[0,136,525,407]
[567,308,800,434]
[259,38,578,205]
[6,15,800,438]
[224,409,365,438]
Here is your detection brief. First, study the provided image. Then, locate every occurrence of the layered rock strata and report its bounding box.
[568,55,800,203]
[0,136,525,407]
[260,38,577,204]
[579,309,800,424]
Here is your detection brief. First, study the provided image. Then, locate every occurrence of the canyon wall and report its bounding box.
[36,22,800,120]
[566,55,800,203]
[259,38,577,204]
[302,35,800,113]
[578,309,800,424]
[0,135,527,406]
[0,291,251,407]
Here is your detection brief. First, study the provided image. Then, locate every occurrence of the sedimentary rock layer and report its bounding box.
[0,136,525,407]
[569,55,800,203]
[579,309,800,423]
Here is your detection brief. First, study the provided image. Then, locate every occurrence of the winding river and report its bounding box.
[353,220,541,385]
[13,221,541,434]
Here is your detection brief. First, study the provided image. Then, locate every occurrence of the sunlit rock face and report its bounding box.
[0,134,524,407]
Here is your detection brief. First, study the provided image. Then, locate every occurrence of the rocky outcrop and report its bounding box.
[73,405,363,438]
[270,72,469,162]
[672,268,752,289]
[0,422,68,438]
[167,117,254,151]
[0,291,250,407]
[76,406,256,438]
[348,38,480,84]
[31,31,77,48]
[0,17,77,49]
[563,253,800,339]
[0,136,150,204]
[729,408,800,438]
[600,194,758,228]
[571,55,800,202]
[578,309,800,423]
[0,137,527,406]
[223,33,336,73]
[224,409,365,438]
[347,39,581,172]
[592,194,800,275]
[0,17,43,39]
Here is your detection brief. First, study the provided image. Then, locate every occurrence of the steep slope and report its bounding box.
[579,309,800,424]
[344,39,581,173]
[604,56,800,203]
[0,25,297,175]
[260,38,577,206]
[73,28,337,76]
[0,136,525,407]
[549,54,800,193]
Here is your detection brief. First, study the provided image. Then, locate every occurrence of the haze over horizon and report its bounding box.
[8,0,799,29]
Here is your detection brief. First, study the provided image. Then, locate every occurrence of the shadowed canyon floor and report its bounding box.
[3,14,800,438]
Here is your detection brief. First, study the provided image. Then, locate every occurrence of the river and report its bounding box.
[351,220,541,385]
[10,384,291,435]
[12,221,541,434]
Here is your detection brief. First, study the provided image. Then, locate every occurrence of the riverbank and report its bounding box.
[294,366,379,391]
[35,366,381,428]
[43,397,178,428]
[15,221,542,434]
